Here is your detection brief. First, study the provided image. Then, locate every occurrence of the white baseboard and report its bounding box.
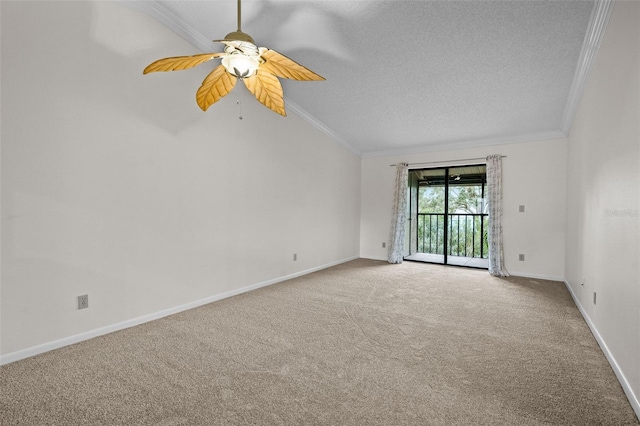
[360,255,387,262]
[0,256,359,366]
[563,280,640,420]
[508,272,565,282]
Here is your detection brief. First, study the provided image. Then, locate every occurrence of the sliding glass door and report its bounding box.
[406,165,488,268]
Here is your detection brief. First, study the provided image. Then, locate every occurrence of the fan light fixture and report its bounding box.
[221,54,259,78]
[143,0,325,116]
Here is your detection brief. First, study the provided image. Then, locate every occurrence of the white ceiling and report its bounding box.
[127,0,608,157]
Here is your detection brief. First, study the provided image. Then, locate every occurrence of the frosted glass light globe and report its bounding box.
[222,54,259,79]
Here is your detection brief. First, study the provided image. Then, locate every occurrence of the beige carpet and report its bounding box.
[1,259,638,425]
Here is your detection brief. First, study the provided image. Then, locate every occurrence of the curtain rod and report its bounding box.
[389,155,506,167]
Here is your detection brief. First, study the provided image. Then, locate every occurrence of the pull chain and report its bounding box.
[237,99,243,120]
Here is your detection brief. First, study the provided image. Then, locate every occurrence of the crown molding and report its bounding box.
[561,0,615,134]
[285,100,361,156]
[360,130,567,159]
[121,0,213,52]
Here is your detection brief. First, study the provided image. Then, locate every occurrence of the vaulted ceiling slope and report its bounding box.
[127,0,612,157]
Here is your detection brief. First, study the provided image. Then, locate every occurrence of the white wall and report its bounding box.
[360,138,568,280]
[564,0,639,415]
[0,1,360,359]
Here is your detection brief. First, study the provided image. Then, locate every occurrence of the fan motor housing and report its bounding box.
[222,31,255,44]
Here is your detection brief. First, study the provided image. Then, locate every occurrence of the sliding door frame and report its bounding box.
[406,163,488,268]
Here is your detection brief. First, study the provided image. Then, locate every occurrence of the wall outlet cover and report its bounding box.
[78,294,88,310]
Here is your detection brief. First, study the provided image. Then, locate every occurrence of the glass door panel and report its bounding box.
[415,168,447,264]
[447,166,488,267]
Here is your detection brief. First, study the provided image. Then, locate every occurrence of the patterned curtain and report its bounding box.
[388,163,409,264]
[486,155,509,277]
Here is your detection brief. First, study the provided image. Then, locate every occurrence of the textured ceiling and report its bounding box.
[128,0,605,157]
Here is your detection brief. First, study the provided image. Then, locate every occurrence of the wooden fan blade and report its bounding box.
[259,49,325,81]
[143,53,224,74]
[243,72,286,116]
[196,65,237,111]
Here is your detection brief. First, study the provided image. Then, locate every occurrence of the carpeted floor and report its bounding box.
[1,259,638,425]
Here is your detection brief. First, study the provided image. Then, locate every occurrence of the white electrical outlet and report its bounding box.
[78,294,88,310]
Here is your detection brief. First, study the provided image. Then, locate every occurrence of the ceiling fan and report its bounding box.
[143,0,325,116]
